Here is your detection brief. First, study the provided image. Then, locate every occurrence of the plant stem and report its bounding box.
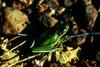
[0,40,26,58]
[8,53,41,67]
[63,32,100,42]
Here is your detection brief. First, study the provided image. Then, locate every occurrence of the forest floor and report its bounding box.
[0,0,100,67]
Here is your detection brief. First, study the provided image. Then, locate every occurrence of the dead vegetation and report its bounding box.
[0,0,100,67]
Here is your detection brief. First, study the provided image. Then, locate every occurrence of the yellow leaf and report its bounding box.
[48,54,52,62]
[55,51,61,61]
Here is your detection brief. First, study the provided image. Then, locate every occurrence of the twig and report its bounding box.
[71,32,100,38]
[8,53,41,67]
[0,40,26,58]
[9,36,21,42]
[18,34,28,36]
[10,41,26,51]
[30,40,35,48]
[63,32,100,42]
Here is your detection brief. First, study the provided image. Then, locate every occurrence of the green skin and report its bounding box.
[32,21,69,53]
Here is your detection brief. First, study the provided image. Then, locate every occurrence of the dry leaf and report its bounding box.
[59,47,81,64]
[55,51,61,61]
[48,54,52,62]
[0,38,23,67]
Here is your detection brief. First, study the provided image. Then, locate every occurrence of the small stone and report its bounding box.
[37,4,49,13]
[76,29,86,45]
[56,7,65,15]
[39,15,58,27]
[3,7,30,34]
[64,0,73,7]
[47,0,59,8]
[47,8,56,16]
[72,21,79,34]
[20,0,34,5]
[98,7,100,13]
[2,2,6,7]
[12,1,24,10]
[96,51,100,62]
[83,0,92,5]
[86,5,98,22]
[86,5,98,30]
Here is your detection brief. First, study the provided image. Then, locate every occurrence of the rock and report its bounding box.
[20,0,34,5]
[82,0,92,5]
[3,7,30,34]
[86,5,98,30]
[47,0,59,8]
[37,4,49,13]
[46,8,56,16]
[56,7,65,15]
[96,51,100,62]
[39,15,58,27]
[64,0,73,7]
[83,0,98,30]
